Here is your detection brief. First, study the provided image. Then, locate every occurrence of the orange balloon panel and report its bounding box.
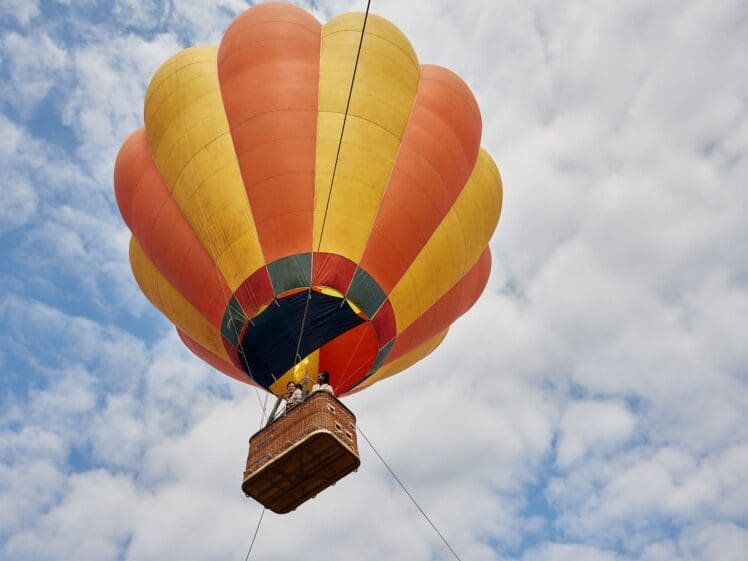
[218,4,321,263]
[319,322,379,394]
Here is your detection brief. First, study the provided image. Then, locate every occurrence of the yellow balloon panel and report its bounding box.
[389,149,502,331]
[268,351,320,397]
[314,13,420,263]
[143,46,265,292]
[129,238,231,362]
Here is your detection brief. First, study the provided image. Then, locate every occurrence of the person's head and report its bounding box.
[286,381,297,394]
[317,371,329,385]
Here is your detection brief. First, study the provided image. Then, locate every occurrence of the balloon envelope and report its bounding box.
[114,2,502,396]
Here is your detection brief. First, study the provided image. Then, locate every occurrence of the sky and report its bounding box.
[1,0,747,560]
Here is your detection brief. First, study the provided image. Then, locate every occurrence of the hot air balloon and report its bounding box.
[114,2,502,513]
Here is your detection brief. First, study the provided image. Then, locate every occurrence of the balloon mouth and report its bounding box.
[219,252,397,396]
[239,289,364,388]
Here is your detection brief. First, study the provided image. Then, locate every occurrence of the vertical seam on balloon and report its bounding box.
[299,5,371,374]
[338,340,382,395]
[173,51,256,374]
[356,69,484,325]
[341,63,423,304]
[147,48,266,299]
[383,249,490,366]
[372,150,490,331]
[312,18,322,259]
[126,139,233,332]
[217,14,322,281]
[334,324,372,391]
[314,8,371,257]
[132,240,224,358]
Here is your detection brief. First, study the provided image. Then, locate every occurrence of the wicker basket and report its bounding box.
[241,390,360,513]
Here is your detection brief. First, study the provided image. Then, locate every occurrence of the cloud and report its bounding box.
[4,470,137,561]
[1,1,748,560]
[676,522,748,561]
[556,400,636,468]
[522,542,624,561]
[0,0,40,26]
[169,0,249,42]
[0,296,149,388]
[112,0,171,32]
[0,112,138,314]
[0,174,38,234]
[0,30,67,115]
[0,298,247,560]
[0,433,67,534]
[60,31,181,179]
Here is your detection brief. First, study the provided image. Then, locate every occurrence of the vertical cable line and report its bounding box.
[242,507,265,561]
[316,0,372,254]
[291,0,373,374]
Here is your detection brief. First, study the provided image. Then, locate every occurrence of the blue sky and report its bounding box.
[2,1,747,560]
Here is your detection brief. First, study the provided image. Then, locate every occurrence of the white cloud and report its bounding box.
[0,296,149,388]
[0,110,138,310]
[113,0,170,32]
[0,31,67,115]
[0,0,40,26]
[522,542,624,561]
[170,0,248,42]
[4,470,137,561]
[677,522,748,561]
[712,444,748,520]
[0,175,38,234]
[556,400,636,468]
[0,452,66,534]
[597,447,719,522]
[61,31,181,180]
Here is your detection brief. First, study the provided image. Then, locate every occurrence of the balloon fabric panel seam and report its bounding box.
[321,28,418,68]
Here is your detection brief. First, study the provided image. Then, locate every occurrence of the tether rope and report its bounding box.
[242,507,266,561]
[357,425,464,561]
[315,0,372,254]
[242,393,270,560]
[291,0,372,379]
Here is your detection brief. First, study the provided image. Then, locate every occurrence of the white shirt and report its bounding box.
[312,383,334,395]
[287,388,303,405]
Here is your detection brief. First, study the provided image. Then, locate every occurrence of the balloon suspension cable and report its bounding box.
[357,425,464,561]
[292,0,372,377]
[259,392,274,427]
[315,0,371,255]
[242,507,265,561]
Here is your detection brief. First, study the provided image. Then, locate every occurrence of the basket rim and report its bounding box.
[248,390,356,442]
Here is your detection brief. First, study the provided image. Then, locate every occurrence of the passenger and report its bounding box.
[285,381,303,410]
[312,371,334,395]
